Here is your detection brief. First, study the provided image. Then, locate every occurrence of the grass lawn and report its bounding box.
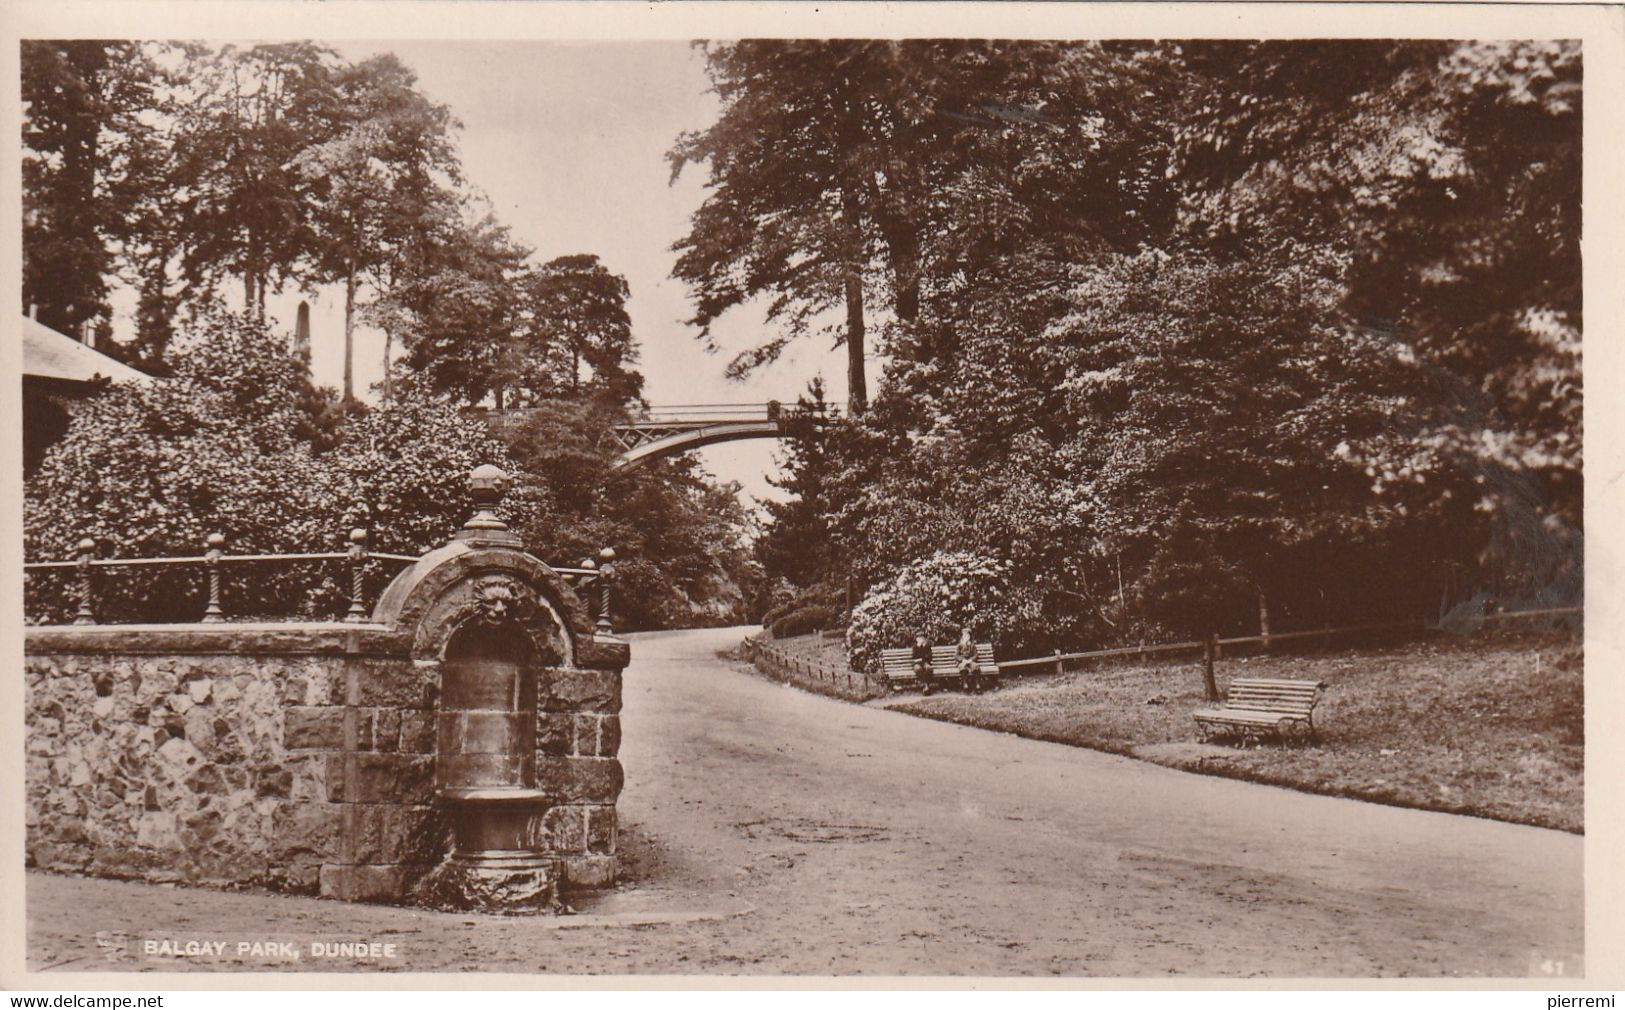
[764,629,1582,833]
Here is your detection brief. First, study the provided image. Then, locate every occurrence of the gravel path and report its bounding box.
[26,626,1583,977]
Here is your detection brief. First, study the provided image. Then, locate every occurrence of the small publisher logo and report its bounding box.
[1531,951,1584,978]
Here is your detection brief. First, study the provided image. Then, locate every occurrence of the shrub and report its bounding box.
[761,582,844,629]
[770,604,839,639]
[846,551,1024,673]
[24,310,539,623]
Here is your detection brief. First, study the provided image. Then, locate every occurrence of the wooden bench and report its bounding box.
[1193,677,1328,743]
[881,643,999,692]
[880,648,924,691]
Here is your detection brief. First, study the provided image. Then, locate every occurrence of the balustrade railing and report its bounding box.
[25,532,614,628]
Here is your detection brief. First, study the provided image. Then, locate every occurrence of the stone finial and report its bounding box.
[466,465,510,531]
[455,465,523,547]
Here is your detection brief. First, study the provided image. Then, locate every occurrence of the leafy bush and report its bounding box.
[761,582,845,629]
[846,551,1025,673]
[769,604,839,639]
[24,310,538,623]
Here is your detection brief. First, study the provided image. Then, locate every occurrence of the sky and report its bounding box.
[268,39,861,506]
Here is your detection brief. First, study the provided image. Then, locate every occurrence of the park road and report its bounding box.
[27,625,1582,977]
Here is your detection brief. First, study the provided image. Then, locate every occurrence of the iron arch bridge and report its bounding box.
[606,402,841,470]
[476,401,842,471]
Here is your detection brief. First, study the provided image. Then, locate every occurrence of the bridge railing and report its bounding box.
[634,401,844,424]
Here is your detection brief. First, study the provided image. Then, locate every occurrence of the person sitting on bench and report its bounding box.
[912,633,937,695]
[956,624,983,694]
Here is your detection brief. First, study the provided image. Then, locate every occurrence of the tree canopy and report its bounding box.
[724,39,1583,657]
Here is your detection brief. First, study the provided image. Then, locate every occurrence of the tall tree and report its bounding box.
[508,254,642,406]
[670,41,891,412]
[670,41,1179,409]
[1170,40,1582,526]
[293,53,460,401]
[755,379,839,588]
[168,42,343,320]
[391,203,531,404]
[21,40,165,338]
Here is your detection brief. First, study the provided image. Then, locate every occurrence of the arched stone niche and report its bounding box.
[367,539,626,912]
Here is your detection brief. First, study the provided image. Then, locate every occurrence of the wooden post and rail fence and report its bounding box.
[749,605,1581,688]
[741,635,883,696]
[1003,606,1582,677]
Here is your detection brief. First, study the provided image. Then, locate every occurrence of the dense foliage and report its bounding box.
[845,552,1019,673]
[23,311,532,621]
[23,42,759,630]
[714,40,1584,662]
[490,400,758,630]
[25,313,754,628]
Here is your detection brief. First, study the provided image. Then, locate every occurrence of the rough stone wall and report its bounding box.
[24,627,443,901]
[25,619,628,903]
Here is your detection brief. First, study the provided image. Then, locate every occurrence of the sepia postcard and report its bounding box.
[2,0,1622,994]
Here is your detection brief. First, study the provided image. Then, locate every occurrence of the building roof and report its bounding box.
[21,315,153,387]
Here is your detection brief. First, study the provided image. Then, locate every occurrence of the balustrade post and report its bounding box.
[595,547,616,635]
[74,538,96,625]
[202,532,226,623]
[345,527,369,622]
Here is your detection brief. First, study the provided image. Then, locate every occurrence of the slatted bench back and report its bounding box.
[931,644,999,675]
[882,643,998,689]
[881,648,918,681]
[1224,678,1324,717]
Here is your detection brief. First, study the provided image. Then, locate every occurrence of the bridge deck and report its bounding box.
[474,403,840,470]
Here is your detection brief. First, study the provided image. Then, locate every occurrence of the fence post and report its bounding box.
[344,527,369,623]
[202,532,226,623]
[74,538,96,625]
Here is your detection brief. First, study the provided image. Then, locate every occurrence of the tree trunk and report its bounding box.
[342,264,357,402]
[871,180,921,328]
[382,328,393,402]
[880,213,920,326]
[1258,588,1273,651]
[844,271,867,414]
[243,272,256,317]
[1202,632,1220,702]
[836,84,869,416]
[839,177,868,414]
[1116,552,1127,614]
